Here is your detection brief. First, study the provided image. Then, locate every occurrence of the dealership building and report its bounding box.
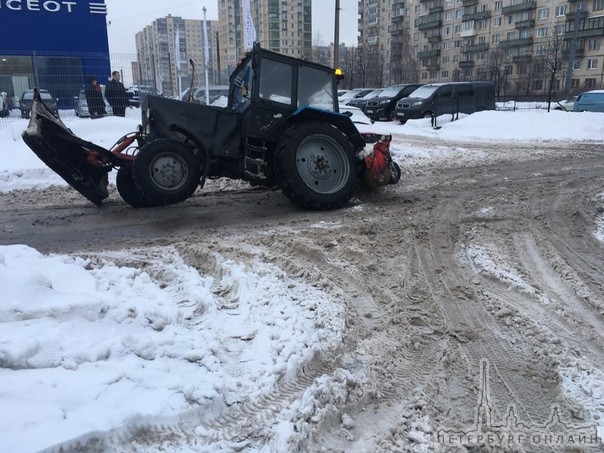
[0,0,110,108]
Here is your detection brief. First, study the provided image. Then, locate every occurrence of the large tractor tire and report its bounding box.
[278,122,358,210]
[116,166,158,208]
[131,139,201,206]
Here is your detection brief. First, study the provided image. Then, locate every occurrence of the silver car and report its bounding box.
[74,87,113,118]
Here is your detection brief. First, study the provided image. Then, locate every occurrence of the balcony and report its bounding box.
[462,0,478,5]
[515,19,535,29]
[425,62,441,71]
[577,28,604,38]
[392,1,405,8]
[501,0,536,15]
[462,43,489,53]
[417,49,441,58]
[416,15,442,30]
[388,24,404,35]
[500,37,534,48]
[392,11,405,22]
[459,60,475,68]
[427,34,442,43]
[392,8,405,22]
[512,54,532,62]
[462,11,491,22]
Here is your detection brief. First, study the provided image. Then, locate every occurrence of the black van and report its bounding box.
[394,81,495,123]
[364,83,423,121]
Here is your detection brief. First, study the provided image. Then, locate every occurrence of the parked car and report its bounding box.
[573,90,604,113]
[20,89,59,118]
[364,83,424,121]
[394,81,495,122]
[0,90,9,117]
[128,85,158,107]
[346,89,383,112]
[338,88,380,105]
[554,96,578,111]
[74,86,113,118]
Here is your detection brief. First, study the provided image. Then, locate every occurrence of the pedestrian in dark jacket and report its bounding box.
[105,71,129,117]
[85,76,106,119]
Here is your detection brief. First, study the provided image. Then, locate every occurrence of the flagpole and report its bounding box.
[203,6,210,105]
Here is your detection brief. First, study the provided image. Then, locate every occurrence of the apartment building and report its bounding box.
[358,0,604,96]
[135,15,219,98]
[218,0,312,77]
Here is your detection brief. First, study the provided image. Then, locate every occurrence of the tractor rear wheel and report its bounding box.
[278,122,358,210]
[132,139,201,206]
[116,166,158,208]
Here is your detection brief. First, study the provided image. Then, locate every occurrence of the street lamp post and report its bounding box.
[334,0,340,68]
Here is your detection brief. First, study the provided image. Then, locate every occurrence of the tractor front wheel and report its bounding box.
[278,122,358,210]
[132,139,201,206]
[116,166,158,208]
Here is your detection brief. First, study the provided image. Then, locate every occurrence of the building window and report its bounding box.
[595,0,604,12]
[445,25,451,36]
[443,41,450,50]
[573,60,581,70]
[508,14,516,25]
[588,39,601,51]
[442,70,449,79]
[555,6,566,17]
[585,78,596,88]
[495,1,502,11]
[532,80,543,90]
[442,56,449,64]
[492,34,500,43]
[494,17,502,27]
[587,58,598,69]
[537,27,548,38]
[445,11,452,21]
[538,9,549,20]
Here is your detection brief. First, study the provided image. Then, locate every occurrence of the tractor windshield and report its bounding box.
[297,65,335,111]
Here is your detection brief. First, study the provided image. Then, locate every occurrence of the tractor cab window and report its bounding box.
[258,58,293,105]
[297,66,335,111]
[232,60,254,111]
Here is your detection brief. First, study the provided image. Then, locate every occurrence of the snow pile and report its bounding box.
[460,242,549,304]
[0,244,345,452]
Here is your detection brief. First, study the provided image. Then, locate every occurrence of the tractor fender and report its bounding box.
[166,124,211,179]
[285,107,366,150]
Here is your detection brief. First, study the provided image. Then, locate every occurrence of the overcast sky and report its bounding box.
[104,0,359,54]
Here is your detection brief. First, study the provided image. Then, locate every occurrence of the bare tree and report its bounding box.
[396,28,419,83]
[485,48,509,96]
[540,23,568,111]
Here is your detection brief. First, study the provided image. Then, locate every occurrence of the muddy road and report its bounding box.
[2,137,604,451]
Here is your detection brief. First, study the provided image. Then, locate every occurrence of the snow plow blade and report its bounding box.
[21,89,116,205]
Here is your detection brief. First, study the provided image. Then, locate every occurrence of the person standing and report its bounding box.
[105,71,129,117]
[85,76,106,119]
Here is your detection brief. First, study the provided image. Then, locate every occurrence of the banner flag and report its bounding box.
[175,27,181,68]
[243,0,256,50]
